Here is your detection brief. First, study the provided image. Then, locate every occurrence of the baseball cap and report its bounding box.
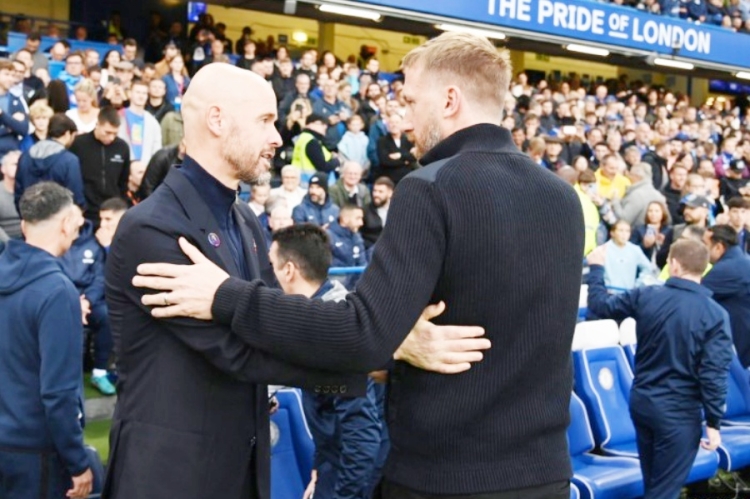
[682,193,712,210]
[729,159,746,172]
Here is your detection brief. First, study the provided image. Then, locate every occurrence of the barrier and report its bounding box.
[7,32,122,60]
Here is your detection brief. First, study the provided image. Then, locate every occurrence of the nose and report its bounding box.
[270,127,282,148]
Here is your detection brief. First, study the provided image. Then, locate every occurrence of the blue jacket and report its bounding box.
[59,221,106,307]
[162,73,190,106]
[292,194,340,227]
[0,92,29,156]
[0,240,89,475]
[702,246,750,367]
[327,222,367,268]
[588,265,733,427]
[302,280,383,499]
[15,140,85,210]
[367,119,387,169]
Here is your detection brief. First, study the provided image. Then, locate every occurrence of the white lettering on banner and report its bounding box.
[488,0,711,55]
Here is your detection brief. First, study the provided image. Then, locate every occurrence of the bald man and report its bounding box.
[103,64,484,499]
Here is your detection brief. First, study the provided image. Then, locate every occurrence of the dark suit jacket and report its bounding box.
[103,167,363,499]
[376,134,416,186]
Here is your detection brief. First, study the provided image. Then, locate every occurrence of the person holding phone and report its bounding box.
[631,201,673,268]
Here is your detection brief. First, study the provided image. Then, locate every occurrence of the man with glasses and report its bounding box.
[57,53,84,109]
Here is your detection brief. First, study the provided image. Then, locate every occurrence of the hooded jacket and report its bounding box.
[14,140,85,210]
[0,240,89,476]
[328,222,367,268]
[292,194,340,227]
[59,220,107,307]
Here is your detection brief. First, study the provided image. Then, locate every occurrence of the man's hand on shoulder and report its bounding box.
[134,237,229,320]
[586,244,607,267]
[394,302,490,374]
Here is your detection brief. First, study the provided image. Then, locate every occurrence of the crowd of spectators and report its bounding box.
[601,0,750,32]
[0,11,749,395]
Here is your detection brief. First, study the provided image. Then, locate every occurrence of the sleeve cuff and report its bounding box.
[706,417,721,430]
[212,277,247,326]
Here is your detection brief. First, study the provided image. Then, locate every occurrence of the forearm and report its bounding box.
[586,265,636,320]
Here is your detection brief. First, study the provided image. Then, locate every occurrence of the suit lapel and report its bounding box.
[163,168,241,277]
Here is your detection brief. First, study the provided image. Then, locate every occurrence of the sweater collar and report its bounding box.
[419,124,516,166]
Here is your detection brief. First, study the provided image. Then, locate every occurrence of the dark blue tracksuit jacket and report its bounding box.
[14,140,86,211]
[292,195,340,227]
[702,246,750,367]
[0,93,29,156]
[587,264,732,427]
[302,279,383,499]
[0,240,89,476]
[327,222,367,268]
[58,221,106,308]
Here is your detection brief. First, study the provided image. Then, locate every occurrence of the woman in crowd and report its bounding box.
[376,112,416,186]
[66,79,100,134]
[602,220,655,291]
[101,49,122,87]
[46,80,70,114]
[163,55,190,106]
[630,201,673,268]
[20,101,54,152]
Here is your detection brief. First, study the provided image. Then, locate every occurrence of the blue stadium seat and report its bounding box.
[573,346,719,484]
[723,355,750,426]
[271,389,315,499]
[716,426,750,471]
[568,392,643,499]
[570,482,580,499]
[618,318,636,370]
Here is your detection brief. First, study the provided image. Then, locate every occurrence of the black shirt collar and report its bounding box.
[178,155,237,229]
[419,123,517,166]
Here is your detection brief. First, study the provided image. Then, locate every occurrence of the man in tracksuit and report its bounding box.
[292,173,340,227]
[587,238,733,499]
[59,216,115,395]
[328,205,368,290]
[268,224,385,499]
[0,182,92,498]
[702,224,750,367]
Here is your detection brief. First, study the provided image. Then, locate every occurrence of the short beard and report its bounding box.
[221,119,264,184]
[414,115,443,160]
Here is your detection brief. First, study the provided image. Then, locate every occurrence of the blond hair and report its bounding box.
[29,100,54,120]
[73,78,99,106]
[402,32,511,109]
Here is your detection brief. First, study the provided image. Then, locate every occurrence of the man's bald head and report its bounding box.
[182,63,281,186]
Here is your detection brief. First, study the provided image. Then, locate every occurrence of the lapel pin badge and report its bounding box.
[208,233,221,247]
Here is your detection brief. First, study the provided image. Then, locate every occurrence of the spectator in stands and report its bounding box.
[558,167,599,255]
[59,208,115,395]
[292,173,340,226]
[328,203,367,284]
[126,160,146,206]
[596,154,631,200]
[154,42,179,78]
[271,58,295,102]
[715,136,739,178]
[294,50,317,87]
[586,238,730,499]
[266,224,384,499]
[95,197,128,250]
[726,197,749,253]
[0,61,30,158]
[527,137,546,166]
[20,101,53,152]
[0,182,93,499]
[642,139,669,189]
[313,79,350,150]
[100,49,121,88]
[623,145,643,170]
[49,41,69,63]
[20,32,48,73]
[271,165,306,209]
[70,107,130,224]
[329,161,371,208]
[249,183,271,218]
[13,49,46,105]
[631,200,672,268]
[162,54,190,107]
[139,141,184,200]
[599,219,654,290]
[236,39,257,71]
[366,106,388,171]
[0,151,22,242]
[15,114,84,210]
[291,114,340,175]
[662,163,689,223]
[141,64,157,85]
[279,73,313,124]
[338,114,370,170]
[541,136,565,171]
[264,201,294,248]
[204,39,230,66]
[66,79,99,134]
[720,159,750,200]
[84,49,100,70]
[703,224,750,367]
[112,62,135,93]
[122,38,144,78]
[361,176,393,256]
[358,83,383,131]
[613,162,667,226]
[673,194,711,240]
[58,53,85,109]
[47,80,71,114]
[118,81,162,165]
[376,112,416,185]
[145,79,174,123]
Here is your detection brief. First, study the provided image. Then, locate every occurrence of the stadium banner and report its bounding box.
[351,0,750,69]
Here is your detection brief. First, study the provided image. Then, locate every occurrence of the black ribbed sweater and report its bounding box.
[213,124,585,494]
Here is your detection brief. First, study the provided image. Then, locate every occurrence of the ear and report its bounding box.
[206,105,223,138]
[443,86,461,119]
